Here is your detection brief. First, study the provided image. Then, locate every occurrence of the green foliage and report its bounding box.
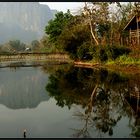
[97,23,110,38]
[108,46,131,59]
[99,48,108,62]
[116,55,140,65]
[43,2,138,63]
[45,10,73,42]
[77,41,93,60]
[57,23,91,60]
[106,54,140,66]
[9,40,26,51]
[106,45,131,60]
[31,40,40,51]
[40,35,50,47]
[93,45,131,62]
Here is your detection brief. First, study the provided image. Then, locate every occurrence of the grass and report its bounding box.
[106,55,140,66]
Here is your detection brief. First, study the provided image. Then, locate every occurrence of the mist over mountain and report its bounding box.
[0,2,57,44]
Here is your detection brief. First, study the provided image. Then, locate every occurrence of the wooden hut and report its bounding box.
[123,15,140,47]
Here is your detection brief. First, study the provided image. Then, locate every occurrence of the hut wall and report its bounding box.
[129,29,140,47]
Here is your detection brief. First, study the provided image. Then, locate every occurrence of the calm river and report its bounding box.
[0,61,139,138]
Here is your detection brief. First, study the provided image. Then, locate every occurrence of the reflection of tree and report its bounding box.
[46,66,94,109]
[72,85,122,138]
[130,116,140,137]
[44,65,140,138]
[72,111,92,138]
[72,85,98,138]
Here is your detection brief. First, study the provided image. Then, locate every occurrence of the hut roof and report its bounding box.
[123,15,140,31]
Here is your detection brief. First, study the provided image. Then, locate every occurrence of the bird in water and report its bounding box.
[23,129,27,138]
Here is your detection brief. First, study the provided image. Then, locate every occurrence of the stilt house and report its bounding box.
[123,15,140,47]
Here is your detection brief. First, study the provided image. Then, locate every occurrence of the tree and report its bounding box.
[82,2,135,46]
[57,21,91,59]
[45,10,73,42]
[83,2,99,45]
[31,40,40,51]
[40,35,49,47]
[9,40,26,52]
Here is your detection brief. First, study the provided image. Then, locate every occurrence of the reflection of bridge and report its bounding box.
[0,52,70,62]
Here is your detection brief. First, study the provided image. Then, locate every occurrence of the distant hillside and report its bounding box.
[0,2,57,44]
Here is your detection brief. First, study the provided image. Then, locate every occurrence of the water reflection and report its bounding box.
[0,66,50,109]
[45,65,140,138]
[0,61,140,138]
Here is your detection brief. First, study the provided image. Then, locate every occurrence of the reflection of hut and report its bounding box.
[123,15,140,47]
[125,93,140,116]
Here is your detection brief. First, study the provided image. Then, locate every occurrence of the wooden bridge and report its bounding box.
[0,52,70,62]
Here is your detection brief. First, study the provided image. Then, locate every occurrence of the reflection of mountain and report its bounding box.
[0,67,50,109]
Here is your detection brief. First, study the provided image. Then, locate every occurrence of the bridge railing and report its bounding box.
[0,52,68,56]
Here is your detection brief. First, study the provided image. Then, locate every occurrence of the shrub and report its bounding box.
[94,45,131,62]
[107,45,131,60]
[77,41,93,60]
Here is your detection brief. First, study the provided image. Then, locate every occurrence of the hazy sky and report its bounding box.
[39,2,85,13]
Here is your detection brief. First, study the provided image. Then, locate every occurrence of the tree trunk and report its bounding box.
[84,2,99,46]
[89,19,99,45]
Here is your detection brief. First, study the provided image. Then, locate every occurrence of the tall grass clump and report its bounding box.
[107,55,140,66]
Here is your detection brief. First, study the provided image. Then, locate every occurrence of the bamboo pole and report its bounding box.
[136,15,140,46]
[129,28,131,46]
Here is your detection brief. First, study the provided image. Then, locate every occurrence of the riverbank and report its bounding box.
[0,53,140,75]
[73,60,140,75]
[0,53,73,68]
[104,64,140,75]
